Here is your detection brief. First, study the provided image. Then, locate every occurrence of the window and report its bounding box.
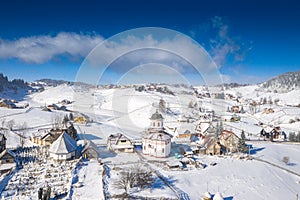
[162,148,164,153]
[120,140,127,143]
[144,146,146,150]
[157,122,160,127]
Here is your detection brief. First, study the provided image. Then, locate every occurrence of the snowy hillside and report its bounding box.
[0,77,299,200]
[260,70,300,93]
[0,73,32,100]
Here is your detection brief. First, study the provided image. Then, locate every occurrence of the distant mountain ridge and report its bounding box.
[35,79,73,87]
[260,70,300,92]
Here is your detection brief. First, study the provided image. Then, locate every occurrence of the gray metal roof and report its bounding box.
[150,110,163,120]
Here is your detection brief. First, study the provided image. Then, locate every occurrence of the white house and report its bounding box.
[142,110,171,158]
[49,132,77,161]
[195,114,211,136]
[107,133,134,153]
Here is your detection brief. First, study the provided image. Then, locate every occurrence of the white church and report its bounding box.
[142,110,172,158]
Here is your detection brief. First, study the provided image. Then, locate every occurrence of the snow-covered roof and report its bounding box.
[49,132,77,154]
[220,130,239,140]
[82,140,100,154]
[213,192,224,200]
[108,133,131,145]
[204,124,217,135]
[0,149,15,159]
[202,191,211,199]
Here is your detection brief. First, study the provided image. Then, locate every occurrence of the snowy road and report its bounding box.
[71,160,104,200]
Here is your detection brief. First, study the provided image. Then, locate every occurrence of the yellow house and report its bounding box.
[74,116,87,124]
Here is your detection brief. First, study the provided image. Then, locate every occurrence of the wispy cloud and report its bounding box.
[210,16,252,67]
[0,32,103,64]
[190,16,252,68]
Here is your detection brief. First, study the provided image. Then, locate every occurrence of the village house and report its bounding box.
[74,116,87,124]
[0,149,16,174]
[49,132,78,161]
[202,123,217,137]
[32,123,77,146]
[218,130,240,153]
[231,105,240,113]
[107,133,134,153]
[32,131,61,146]
[0,99,17,109]
[262,108,275,114]
[176,129,193,139]
[271,127,286,140]
[0,133,7,153]
[205,138,224,155]
[142,110,172,158]
[195,114,211,136]
[260,126,286,141]
[0,149,15,164]
[81,140,100,159]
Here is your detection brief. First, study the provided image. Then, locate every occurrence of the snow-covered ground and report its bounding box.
[0,83,299,199]
[71,159,104,200]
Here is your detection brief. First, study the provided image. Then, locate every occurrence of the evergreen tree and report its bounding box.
[38,188,43,200]
[62,114,69,126]
[289,132,296,142]
[296,132,300,142]
[69,113,74,121]
[46,186,51,200]
[240,106,245,113]
[238,130,246,152]
[67,123,78,139]
[263,97,267,104]
[270,132,274,142]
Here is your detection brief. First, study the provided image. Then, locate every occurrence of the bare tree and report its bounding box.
[19,122,28,148]
[131,165,153,189]
[6,119,15,131]
[1,118,6,129]
[159,98,166,113]
[113,171,133,195]
[51,114,62,129]
[114,165,154,195]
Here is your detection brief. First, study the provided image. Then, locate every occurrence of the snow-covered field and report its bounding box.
[0,83,299,199]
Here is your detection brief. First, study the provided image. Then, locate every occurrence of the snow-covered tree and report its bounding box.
[159,98,166,113]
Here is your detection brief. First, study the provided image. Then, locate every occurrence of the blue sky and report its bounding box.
[0,0,299,84]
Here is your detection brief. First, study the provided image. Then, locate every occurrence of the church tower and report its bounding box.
[149,110,164,131]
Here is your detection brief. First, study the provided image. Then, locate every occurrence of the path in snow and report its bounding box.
[253,157,300,178]
[71,160,104,200]
[135,150,190,200]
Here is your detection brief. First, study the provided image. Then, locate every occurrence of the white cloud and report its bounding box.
[86,34,216,74]
[0,32,103,64]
